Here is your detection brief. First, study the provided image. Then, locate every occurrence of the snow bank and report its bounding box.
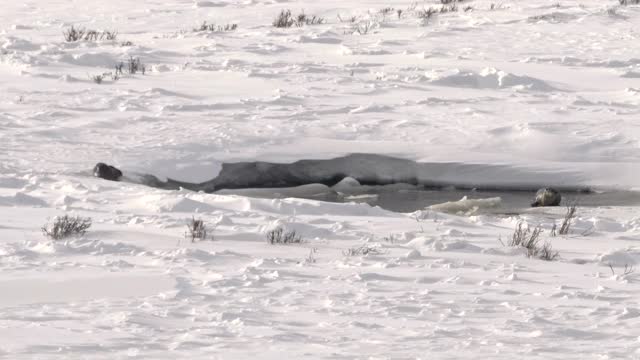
[0,192,47,207]
[598,247,640,267]
[429,68,557,91]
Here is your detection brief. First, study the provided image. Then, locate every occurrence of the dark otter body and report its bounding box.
[93,163,122,181]
[531,188,561,207]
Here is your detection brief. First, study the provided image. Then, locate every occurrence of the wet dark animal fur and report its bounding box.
[93,162,123,181]
[531,188,561,207]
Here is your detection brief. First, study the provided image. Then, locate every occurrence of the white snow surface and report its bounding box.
[429,195,502,215]
[2,0,640,359]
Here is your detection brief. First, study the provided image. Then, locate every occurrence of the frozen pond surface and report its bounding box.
[112,154,640,214]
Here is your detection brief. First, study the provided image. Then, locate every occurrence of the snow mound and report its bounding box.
[339,44,387,56]
[332,176,361,192]
[406,237,483,253]
[136,194,219,213]
[597,248,640,267]
[429,68,556,91]
[620,71,640,79]
[0,176,29,188]
[431,239,483,253]
[430,196,502,215]
[155,248,218,262]
[587,217,627,233]
[193,1,226,7]
[1,239,145,257]
[403,249,422,259]
[2,36,39,51]
[295,32,342,44]
[0,192,47,207]
[58,52,118,67]
[349,104,392,114]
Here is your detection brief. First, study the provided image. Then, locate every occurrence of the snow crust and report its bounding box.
[429,196,502,215]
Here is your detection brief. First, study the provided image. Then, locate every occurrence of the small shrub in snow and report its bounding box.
[440,4,459,13]
[127,57,145,75]
[103,30,118,40]
[266,227,303,244]
[379,7,395,16]
[538,242,559,261]
[383,234,398,244]
[506,221,559,261]
[559,204,577,235]
[337,14,359,23]
[115,57,146,76]
[608,263,635,276]
[416,3,464,19]
[120,41,134,47]
[620,0,640,5]
[343,243,386,256]
[63,26,118,42]
[63,26,86,42]
[273,10,295,27]
[186,217,211,242]
[304,248,318,264]
[84,30,101,42]
[490,3,508,11]
[115,62,124,77]
[90,74,105,84]
[42,215,92,240]
[193,22,238,32]
[84,30,117,41]
[416,7,437,20]
[508,221,543,256]
[88,71,119,84]
[297,13,325,26]
[350,21,375,35]
[273,9,324,28]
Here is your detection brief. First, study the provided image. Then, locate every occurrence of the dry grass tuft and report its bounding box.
[42,215,92,240]
[343,243,386,256]
[266,227,304,244]
[559,204,577,235]
[186,217,211,242]
[273,9,325,28]
[505,221,559,261]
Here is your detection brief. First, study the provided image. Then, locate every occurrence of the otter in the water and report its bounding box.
[531,188,561,207]
[93,163,123,181]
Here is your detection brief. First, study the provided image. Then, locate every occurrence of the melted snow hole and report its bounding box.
[116,154,640,214]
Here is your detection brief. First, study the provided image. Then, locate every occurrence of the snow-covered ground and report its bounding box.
[2,0,640,358]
